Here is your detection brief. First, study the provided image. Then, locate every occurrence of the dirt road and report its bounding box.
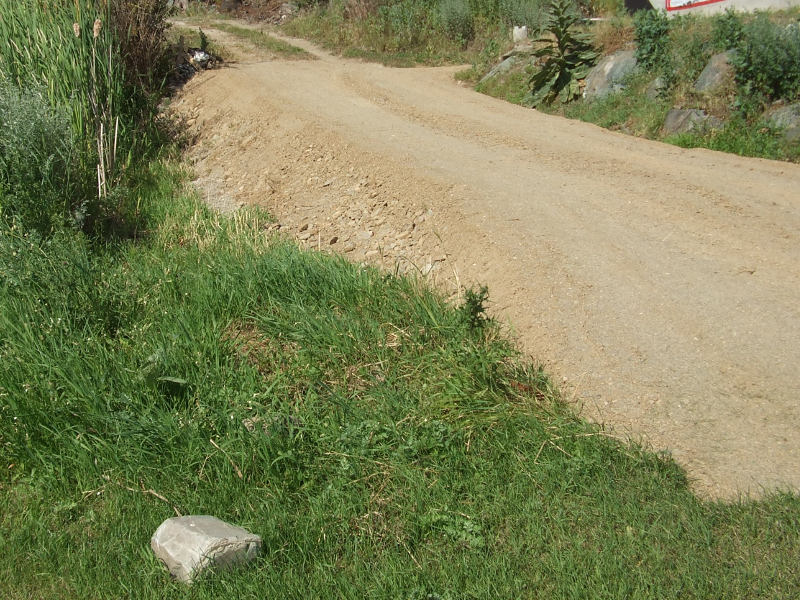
[172,24,800,499]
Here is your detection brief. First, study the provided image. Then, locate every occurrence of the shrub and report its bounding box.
[379,0,437,48]
[109,0,174,96]
[711,8,744,52]
[440,0,476,42]
[0,86,90,234]
[731,15,800,111]
[633,8,671,71]
[499,0,550,33]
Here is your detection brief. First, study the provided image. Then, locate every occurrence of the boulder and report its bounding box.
[151,515,262,583]
[646,76,667,100]
[583,50,637,100]
[766,103,800,142]
[479,56,518,85]
[663,109,723,136]
[694,52,734,93]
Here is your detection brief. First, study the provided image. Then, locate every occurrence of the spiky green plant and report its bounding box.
[527,0,598,107]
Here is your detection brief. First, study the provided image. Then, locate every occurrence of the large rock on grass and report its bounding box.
[583,50,637,100]
[663,108,723,136]
[766,103,800,142]
[151,515,262,583]
[694,52,734,93]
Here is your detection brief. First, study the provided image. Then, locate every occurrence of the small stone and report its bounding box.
[151,515,261,583]
[343,242,356,253]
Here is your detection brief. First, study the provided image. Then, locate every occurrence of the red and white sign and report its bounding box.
[665,0,727,10]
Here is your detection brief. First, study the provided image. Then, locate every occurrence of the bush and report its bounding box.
[109,0,174,95]
[711,8,744,52]
[0,86,90,234]
[731,15,800,110]
[633,8,671,71]
[440,0,476,42]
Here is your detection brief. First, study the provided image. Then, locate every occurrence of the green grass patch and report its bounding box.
[1,163,799,597]
[475,69,530,105]
[211,23,313,59]
[666,116,800,162]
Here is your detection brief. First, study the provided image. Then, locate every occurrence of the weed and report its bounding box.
[459,284,491,330]
[633,8,671,72]
[528,0,599,107]
[731,14,800,112]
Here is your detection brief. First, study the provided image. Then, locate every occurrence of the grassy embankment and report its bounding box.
[2,2,800,598]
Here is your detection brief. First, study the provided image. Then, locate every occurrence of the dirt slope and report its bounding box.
[171,23,800,499]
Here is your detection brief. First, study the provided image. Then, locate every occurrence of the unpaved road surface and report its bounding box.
[172,23,800,499]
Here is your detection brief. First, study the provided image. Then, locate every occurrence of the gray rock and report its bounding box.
[479,56,517,85]
[766,103,800,141]
[694,52,733,93]
[663,109,723,136]
[583,50,637,100]
[151,515,262,583]
[645,76,667,100]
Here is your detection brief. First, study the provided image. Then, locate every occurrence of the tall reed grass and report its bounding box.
[0,1,126,157]
[0,0,171,235]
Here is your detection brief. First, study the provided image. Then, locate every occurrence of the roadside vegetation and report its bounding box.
[2,2,800,598]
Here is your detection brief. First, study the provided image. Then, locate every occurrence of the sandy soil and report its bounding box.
[170,22,800,499]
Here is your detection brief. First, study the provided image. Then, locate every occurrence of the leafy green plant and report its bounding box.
[527,0,599,107]
[459,284,490,330]
[633,8,671,71]
[731,15,800,112]
[711,8,744,52]
[0,86,90,234]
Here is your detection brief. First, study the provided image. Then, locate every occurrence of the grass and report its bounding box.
[210,23,313,59]
[282,6,508,67]
[2,164,800,598]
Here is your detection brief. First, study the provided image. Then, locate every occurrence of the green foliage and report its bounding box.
[199,27,210,51]
[731,15,800,112]
[528,0,599,107]
[0,86,90,234]
[459,285,490,330]
[711,8,744,52]
[109,0,173,94]
[633,8,671,71]
[439,0,476,43]
[379,0,438,49]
